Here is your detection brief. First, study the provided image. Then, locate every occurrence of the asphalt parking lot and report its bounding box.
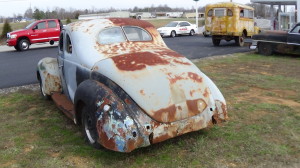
[0,35,251,89]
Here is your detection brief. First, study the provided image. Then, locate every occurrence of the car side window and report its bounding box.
[290,25,300,34]
[65,34,72,54]
[227,9,233,16]
[183,22,190,26]
[98,27,126,45]
[179,22,185,27]
[36,21,46,29]
[123,26,152,41]
[48,20,57,28]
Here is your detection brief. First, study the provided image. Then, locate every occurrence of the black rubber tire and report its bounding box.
[235,34,245,47]
[212,36,221,46]
[14,45,21,51]
[81,105,101,149]
[189,29,195,36]
[258,42,273,56]
[170,31,176,38]
[18,39,30,51]
[38,77,51,100]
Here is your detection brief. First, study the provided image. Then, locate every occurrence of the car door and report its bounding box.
[287,24,300,44]
[184,22,192,33]
[30,21,48,43]
[57,30,70,99]
[178,22,188,34]
[47,20,60,41]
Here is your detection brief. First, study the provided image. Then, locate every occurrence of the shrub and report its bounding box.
[66,18,72,24]
[1,19,12,38]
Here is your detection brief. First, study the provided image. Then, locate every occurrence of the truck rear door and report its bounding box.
[211,8,227,34]
[47,20,60,42]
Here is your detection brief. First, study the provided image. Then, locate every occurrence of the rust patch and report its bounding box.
[188,72,203,83]
[156,50,184,58]
[203,88,209,98]
[98,128,116,151]
[109,18,154,29]
[186,99,202,116]
[167,73,185,84]
[153,133,172,144]
[51,93,74,120]
[124,98,132,104]
[112,52,169,71]
[140,90,145,96]
[152,105,176,123]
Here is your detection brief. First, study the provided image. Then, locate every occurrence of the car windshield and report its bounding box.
[24,22,36,29]
[165,22,178,27]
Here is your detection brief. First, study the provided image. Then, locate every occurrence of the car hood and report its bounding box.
[252,30,288,42]
[92,49,225,123]
[9,29,27,35]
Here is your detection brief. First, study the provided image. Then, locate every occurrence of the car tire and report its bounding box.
[212,36,220,46]
[14,45,21,51]
[235,34,245,47]
[18,39,30,51]
[81,105,101,149]
[258,42,273,56]
[189,29,195,36]
[170,31,176,38]
[38,76,51,100]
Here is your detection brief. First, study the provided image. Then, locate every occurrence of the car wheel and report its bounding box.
[14,45,21,51]
[18,39,30,51]
[38,76,51,100]
[212,36,220,46]
[170,31,176,38]
[258,42,273,56]
[82,105,101,149]
[189,29,195,36]
[235,34,245,47]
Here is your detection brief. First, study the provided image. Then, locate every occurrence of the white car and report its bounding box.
[157,21,197,37]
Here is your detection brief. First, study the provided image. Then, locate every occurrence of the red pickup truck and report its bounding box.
[7,19,62,51]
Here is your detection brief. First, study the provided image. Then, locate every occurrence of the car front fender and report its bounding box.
[37,57,62,95]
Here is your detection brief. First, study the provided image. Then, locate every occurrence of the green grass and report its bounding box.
[0,53,300,167]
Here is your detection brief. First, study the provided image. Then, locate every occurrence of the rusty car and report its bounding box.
[37,18,228,152]
[250,22,300,55]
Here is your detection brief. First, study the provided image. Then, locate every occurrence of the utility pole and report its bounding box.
[193,0,199,33]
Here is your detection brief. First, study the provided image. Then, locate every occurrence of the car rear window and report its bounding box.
[123,26,152,41]
[99,27,126,45]
[215,8,226,17]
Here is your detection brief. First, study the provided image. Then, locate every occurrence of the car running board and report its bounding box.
[51,92,75,121]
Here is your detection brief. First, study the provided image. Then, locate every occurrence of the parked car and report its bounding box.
[250,22,300,55]
[37,18,227,152]
[205,2,260,46]
[7,19,62,51]
[157,21,197,37]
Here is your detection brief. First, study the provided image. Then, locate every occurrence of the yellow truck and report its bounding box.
[204,2,259,46]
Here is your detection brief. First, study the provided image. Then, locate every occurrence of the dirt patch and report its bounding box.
[65,156,91,168]
[237,87,300,110]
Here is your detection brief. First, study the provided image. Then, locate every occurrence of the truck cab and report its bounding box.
[7,19,62,51]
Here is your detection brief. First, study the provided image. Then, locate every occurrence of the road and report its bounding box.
[0,36,250,89]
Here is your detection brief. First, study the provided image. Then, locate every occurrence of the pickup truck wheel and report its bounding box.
[82,105,101,149]
[258,42,273,56]
[14,45,21,51]
[189,30,195,36]
[39,77,51,100]
[212,36,221,46]
[170,31,176,38]
[18,39,30,51]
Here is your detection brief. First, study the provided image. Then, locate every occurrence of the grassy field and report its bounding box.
[0,53,299,168]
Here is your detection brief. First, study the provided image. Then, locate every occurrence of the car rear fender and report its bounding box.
[37,57,62,95]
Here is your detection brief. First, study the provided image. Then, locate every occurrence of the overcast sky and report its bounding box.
[0,0,252,17]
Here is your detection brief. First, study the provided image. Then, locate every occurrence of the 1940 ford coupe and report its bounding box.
[37,18,228,152]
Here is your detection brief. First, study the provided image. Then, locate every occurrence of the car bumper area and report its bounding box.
[6,39,17,46]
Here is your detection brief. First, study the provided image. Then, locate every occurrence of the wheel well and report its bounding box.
[75,100,85,125]
[243,29,247,37]
[37,71,41,81]
[17,36,30,44]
